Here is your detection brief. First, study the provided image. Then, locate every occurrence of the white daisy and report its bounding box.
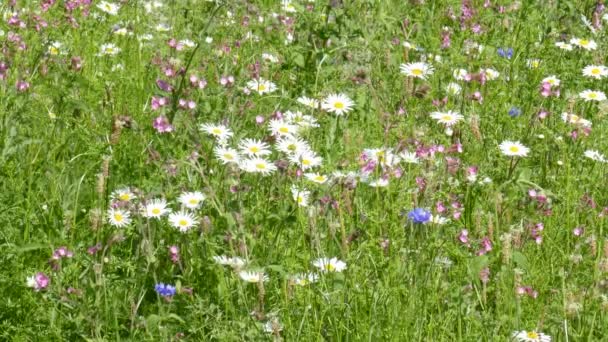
[178,191,205,209]
[47,41,63,56]
[168,211,199,232]
[111,188,136,202]
[369,178,389,187]
[246,78,277,95]
[400,62,434,79]
[297,96,319,109]
[512,330,551,342]
[579,90,607,102]
[555,42,573,51]
[445,82,462,95]
[584,150,606,162]
[214,146,241,164]
[200,123,233,141]
[291,185,310,207]
[240,158,278,175]
[499,141,530,157]
[321,93,355,116]
[213,255,246,268]
[97,1,120,15]
[290,272,318,286]
[239,270,269,283]
[284,110,319,128]
[453,68,469,81]
[541,75,560,86]
[261,53,279,63]
[304,172,329,184]
[561,112,591,127]
[526,59,541,69]
[582,65,608,79]
[142,199,170,218]
[99,43,121,56]
[108,208,131,227]
[312,257,347,273]
[399,151,420,164]
[430,110,464,126]
[276,136,311,155]
[482,68,500,80]
[238,138,272,156]
[570,37,597,50]
[268,119,299,137]
[156,23,171,32]
[289,151,322,170]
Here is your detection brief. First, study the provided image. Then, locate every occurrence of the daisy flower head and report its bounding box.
[453,68,469,80]
[47,41,63,56]
[526,59,541,69]
[238,138,271,157]
[291,185,311,207]
[312,257,347,273]
[108,208,131,227]
[305,172,329,184]
[200,123,233,142]
[582,65,608,79]
[261,53,279,63]
[512,330,551,342]
[276,136,311,155]
[178,191,205,209]
[321,93,355,116]
[561,112,591,127]
[541,75,560,87]
[446,82,462,96]
[579,89,606,102]
[284,110,319,128]
[499,141,530,157]
[213,255,246,268]
[240,157,278,175]
[168,211,199,232]
[482,68,500,81]
[112,187,137,202]
[97,1,120,15]
[268,119,299,137]
[282,0,297,12]
[430,110,464,126]
[99,43,121,56]
[297,96,319,109]
[290,272,319,286]
[214,146,241,164]
[570,37,597,50]
[142,198,170,218]
[555,41,573,51]
[246,78,277,95]
[584,150,606,162]
[289,150,322,170]
[400,62,434,79]
[239,270,269,283]
[399,151,420,164]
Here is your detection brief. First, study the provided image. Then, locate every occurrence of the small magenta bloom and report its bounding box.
[27,272,50,291]
[155,283,176,297]
[407,208,431,224]
[153,116,173,133]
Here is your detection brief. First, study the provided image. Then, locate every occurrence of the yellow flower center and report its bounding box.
[49,47,58,55]
[255,163,266,170]
[249,146,260,153]
[441,115,453,122]
[324,263,336,271]
[212,128,222,135]
[105,4,112,10]
[119,194,131,201]
[297,196,304,203]
[589,93,597,99]
[188,199,198,205]
[526,331,539,339]
[314,175,326,182]
[411,68,423,76]
[106,47,114,53]
[178,219,188,226]
[302,159,311,166]
[571,115,579,122]
[591,68,600,75]
[580,39,589,46]
[151,208,161,215]
[279,127,289,133]
[223,153,233,160]
[509,146,520,153]
[114,213,123,222]
[334,102,344,109]
[257,84,266,91]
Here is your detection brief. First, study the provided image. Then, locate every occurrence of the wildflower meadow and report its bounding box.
[2,0,608,340]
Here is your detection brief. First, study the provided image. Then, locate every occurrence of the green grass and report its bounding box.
[1,0,608,340]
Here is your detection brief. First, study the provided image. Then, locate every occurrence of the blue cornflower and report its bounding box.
[497,47,513,59]
[407,208,431,224]
[155,283,176,297]
[508,107,521,118]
